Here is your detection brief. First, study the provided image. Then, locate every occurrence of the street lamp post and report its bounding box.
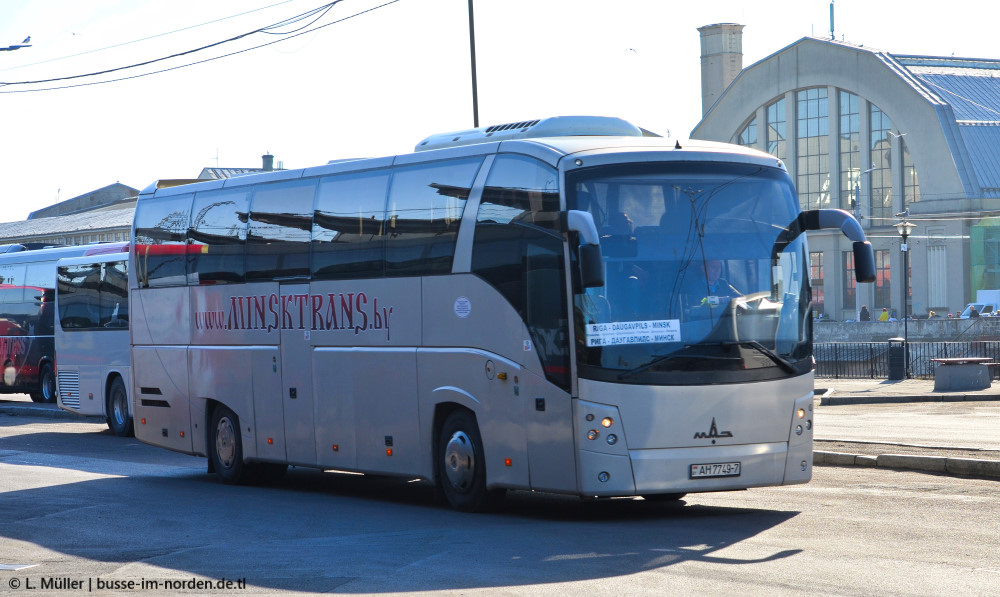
[894,219,916,377]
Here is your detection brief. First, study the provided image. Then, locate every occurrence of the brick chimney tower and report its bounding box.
[698,23,744,116]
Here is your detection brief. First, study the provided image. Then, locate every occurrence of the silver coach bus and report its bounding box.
[55,243,133,436]
[130,116,875,511]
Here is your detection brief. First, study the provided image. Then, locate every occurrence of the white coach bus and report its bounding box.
[54,243,133,436]
[130,116,875,511]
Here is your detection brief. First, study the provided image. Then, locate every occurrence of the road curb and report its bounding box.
[818,394,1000,405]
[815,450,1000,479]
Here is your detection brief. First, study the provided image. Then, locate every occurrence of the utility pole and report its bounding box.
[468,0,479,127]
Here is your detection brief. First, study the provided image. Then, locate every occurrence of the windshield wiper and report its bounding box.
[706,340,798,374]
[617,348,741,381]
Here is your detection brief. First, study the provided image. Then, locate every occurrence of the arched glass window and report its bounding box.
[737,116,757,147]
[870,104,893,224]
[901,138,920,206]
[839,91,860,211]
[796,88,830,210]
[766,98,787,160]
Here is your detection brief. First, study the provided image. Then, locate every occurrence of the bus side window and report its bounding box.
[384,158,483,277]
[57,264,101,330]
[188,188,251,285]
[246,179,317,281]
[101,261,129,327]
[134,193,193,288]
[312,170,389,280]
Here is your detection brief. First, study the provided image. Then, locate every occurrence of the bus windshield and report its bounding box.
[569,161,811,384]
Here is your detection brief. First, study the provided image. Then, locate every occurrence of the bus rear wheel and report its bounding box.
[437,409,502,512]
[106,377,134,437]
[210,405,246,484]
[30,363,56,403]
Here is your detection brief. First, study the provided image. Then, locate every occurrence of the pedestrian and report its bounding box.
[878,307,889,322]
[859,305,871,321]
[969,305,981,318]
[927,310,937,319]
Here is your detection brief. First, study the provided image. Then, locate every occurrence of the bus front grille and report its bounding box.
[58,371,81,409]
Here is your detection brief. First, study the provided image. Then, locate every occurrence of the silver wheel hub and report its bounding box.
[112,392,126,426]
[215,416,237,469]
[443,430,475,492]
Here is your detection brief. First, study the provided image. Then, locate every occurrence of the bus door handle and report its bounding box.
[289,387,297,399]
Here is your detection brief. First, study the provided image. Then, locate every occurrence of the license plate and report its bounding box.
[690,462,741,478]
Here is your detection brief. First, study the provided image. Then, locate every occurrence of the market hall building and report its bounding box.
[692,24,1000,320]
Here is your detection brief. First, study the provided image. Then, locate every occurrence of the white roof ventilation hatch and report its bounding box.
[415,115,645,151]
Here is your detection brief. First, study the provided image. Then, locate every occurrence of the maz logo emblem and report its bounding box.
[693,417,733,440]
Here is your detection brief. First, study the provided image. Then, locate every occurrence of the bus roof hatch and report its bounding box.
[414,115,645,152]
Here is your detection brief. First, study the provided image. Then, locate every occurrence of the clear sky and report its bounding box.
[0,0,996,222]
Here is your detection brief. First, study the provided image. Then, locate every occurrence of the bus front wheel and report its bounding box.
[437,409,502,512]
[210,405,246,484]
[30,363,55,403]
[106,377,134,437]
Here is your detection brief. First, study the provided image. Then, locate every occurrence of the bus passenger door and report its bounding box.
[280,284,317,466]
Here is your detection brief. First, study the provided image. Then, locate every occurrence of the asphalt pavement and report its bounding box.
[3,379,999,482]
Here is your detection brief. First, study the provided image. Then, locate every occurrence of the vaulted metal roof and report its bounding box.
[893,55,1000,197]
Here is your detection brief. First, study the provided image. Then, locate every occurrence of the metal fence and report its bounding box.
[815,341,1000,379]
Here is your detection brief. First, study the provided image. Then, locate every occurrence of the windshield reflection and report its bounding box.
[569,162,811,382]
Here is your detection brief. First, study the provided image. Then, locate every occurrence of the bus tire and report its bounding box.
[210,405,246,485]
[106,377,134,437]
[437,409,502,512]
[30,363,56,403]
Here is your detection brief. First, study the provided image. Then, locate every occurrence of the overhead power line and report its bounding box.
[0,0,401,93]
[0,1,296,74]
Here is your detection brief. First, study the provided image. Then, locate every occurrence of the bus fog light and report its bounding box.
[587,429,600,440]
[601,417,614,428]
[598,471,610,483]
[606,434,618,445]
[795,425,803,436]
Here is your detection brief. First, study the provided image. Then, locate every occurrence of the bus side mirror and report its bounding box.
[579,244,604,289]
[562,210,605,289]
[853,241,876,283]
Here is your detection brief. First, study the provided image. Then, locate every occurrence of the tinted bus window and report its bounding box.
[471,155,568,389]
[102,260,128,328]
[57,260,129,330]
[25,263,55,336]
[57,264,102,329]
[312,170,390,280]
[385,158,482,276]
[188,188,250,284]
[246,179,316,281]
[134,193,193,287]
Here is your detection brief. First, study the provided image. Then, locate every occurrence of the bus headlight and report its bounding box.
[601,417,614,428]
[587,429,600,440]
[606,434,618,445]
